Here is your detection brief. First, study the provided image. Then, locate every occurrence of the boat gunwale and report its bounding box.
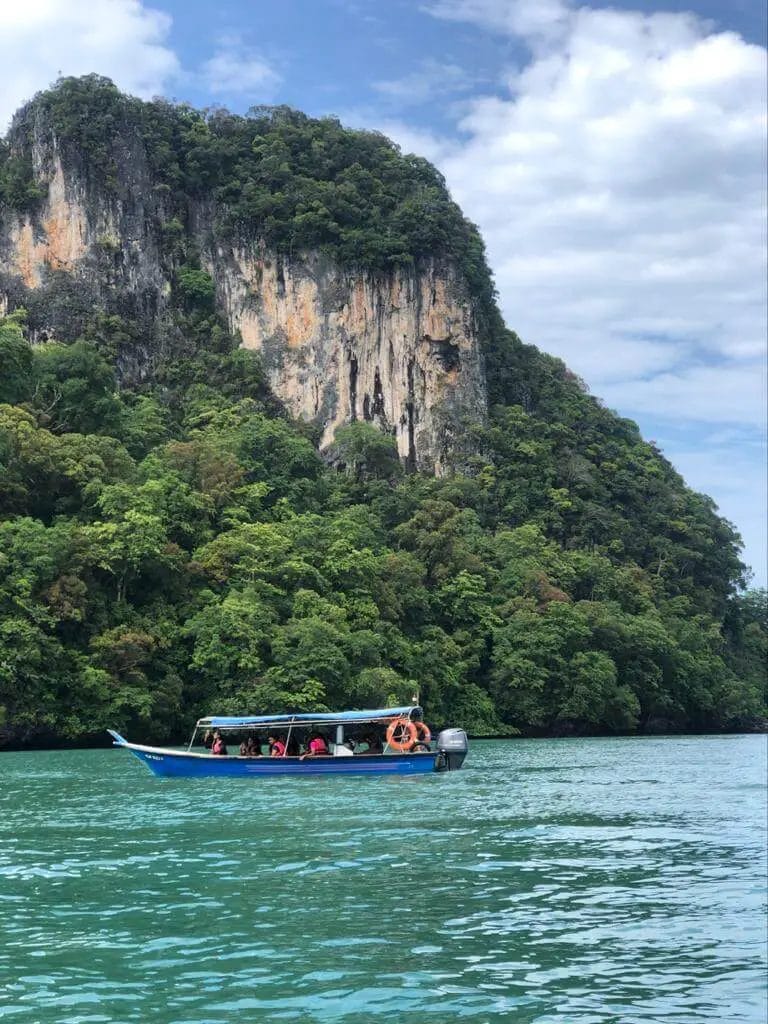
[113,739,437,761]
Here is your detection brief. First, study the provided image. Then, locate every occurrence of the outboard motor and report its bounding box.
[435,728,468,772]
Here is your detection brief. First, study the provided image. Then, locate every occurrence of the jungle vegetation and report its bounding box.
[0,78,764,746]
[1,308,764,747]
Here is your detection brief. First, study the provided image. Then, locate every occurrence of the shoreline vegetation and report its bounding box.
[0,77,766,750]
[3,726,767,756]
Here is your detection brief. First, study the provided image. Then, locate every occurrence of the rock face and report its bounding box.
[0,123,486,472]
[5,155,88,288]
[215,249,484,471]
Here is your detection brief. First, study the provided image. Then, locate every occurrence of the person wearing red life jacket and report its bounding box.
[269,735,286,757]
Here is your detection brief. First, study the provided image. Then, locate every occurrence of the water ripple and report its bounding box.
[0,735,765,1023]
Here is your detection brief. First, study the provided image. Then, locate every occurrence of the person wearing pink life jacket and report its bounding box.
[269,735,286,757]
[211,731,228,755]
[302,732,329,758]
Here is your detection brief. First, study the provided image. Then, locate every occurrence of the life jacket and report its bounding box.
[309,737,328,754]
[271,740,286,757]
[212,739,227,755]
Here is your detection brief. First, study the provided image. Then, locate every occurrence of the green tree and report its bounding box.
[31,341,123,436]
[331,422,402,482]
[0,315,33,405]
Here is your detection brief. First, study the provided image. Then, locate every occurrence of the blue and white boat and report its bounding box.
[108,706,468,777]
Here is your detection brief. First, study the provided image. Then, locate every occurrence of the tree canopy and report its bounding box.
[0,310,763,748]
[0,77,764,747]
[4,75,494,303]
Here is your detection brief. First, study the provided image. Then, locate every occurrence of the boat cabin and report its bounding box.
[191,705,431,757]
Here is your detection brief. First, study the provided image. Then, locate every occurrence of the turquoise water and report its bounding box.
[0,735,765,1023]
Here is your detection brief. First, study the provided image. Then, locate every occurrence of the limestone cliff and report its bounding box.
[215,249,483,471]
[0,102,486,473]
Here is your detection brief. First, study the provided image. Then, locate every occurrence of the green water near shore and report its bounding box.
[1,736,765,1023]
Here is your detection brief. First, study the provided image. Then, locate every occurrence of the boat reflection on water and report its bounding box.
[108,706,468,777]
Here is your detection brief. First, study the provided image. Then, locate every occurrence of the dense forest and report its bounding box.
[0,78,765,747]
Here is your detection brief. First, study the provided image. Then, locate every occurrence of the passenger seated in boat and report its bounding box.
[311,733,329,754]
[361,733,383,754]
[202,730,214,750]
[301,733,330,758]
[269,735,286,757]
[246,736,261,756]
[239,739,249,756]
[211,731,228,755]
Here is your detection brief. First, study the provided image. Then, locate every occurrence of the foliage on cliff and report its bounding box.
[0,309,764,747]
[4,76,493,305]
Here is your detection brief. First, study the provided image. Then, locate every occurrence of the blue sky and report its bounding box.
[2,0,766,584]
[158,0,766,121]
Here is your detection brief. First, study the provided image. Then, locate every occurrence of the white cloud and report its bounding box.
[0,4,283,131]
[406,1,767,405]
[0,0,180,129]
[200,36,281,99]
[403,0,767,578]
[374,59,478,105]
[425,0,573,43]
[605,361,767,427]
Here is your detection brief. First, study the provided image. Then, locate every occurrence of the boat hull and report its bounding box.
[110,737,440,777]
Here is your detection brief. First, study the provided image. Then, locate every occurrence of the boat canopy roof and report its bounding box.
[198,706,421,730]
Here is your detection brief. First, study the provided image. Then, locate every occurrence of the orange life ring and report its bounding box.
[386,718,417,752]
[413,722,431,745]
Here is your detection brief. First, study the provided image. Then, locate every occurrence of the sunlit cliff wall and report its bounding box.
[0,121,486,472]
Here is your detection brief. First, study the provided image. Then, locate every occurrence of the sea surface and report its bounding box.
[0,735,765,1023]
